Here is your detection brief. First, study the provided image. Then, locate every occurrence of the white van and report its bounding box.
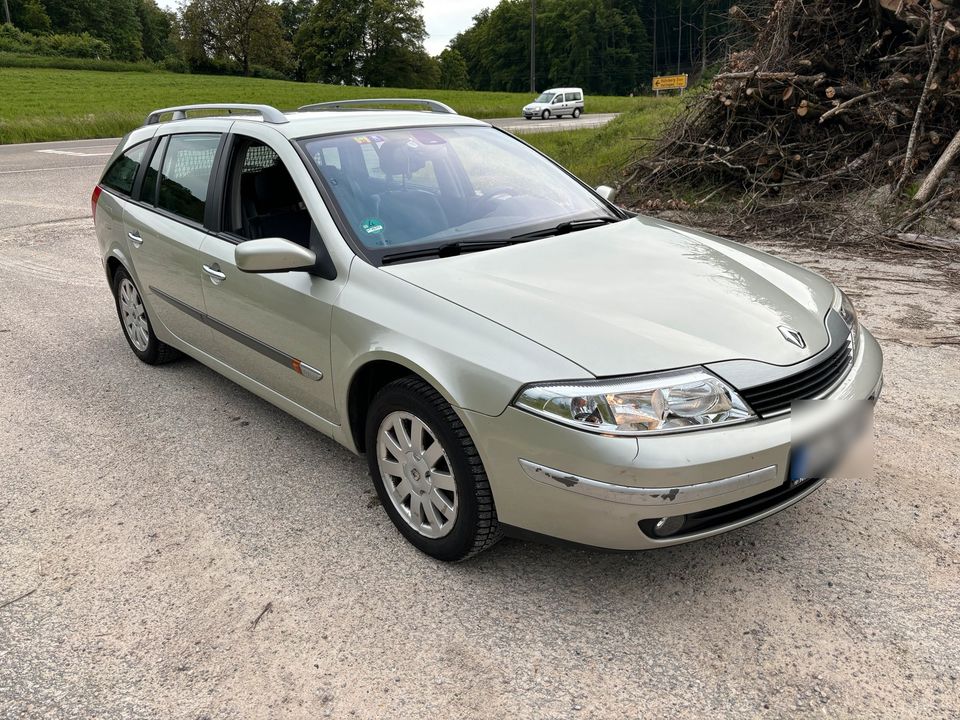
[522,88,585,120]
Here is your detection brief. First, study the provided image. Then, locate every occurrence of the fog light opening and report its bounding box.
[650,515,686,538]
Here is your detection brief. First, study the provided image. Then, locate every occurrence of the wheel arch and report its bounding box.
[345,355,458,455]
[104,247,134,286]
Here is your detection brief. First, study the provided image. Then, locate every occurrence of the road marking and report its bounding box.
[0,164,106,175]
[36,149,112,157]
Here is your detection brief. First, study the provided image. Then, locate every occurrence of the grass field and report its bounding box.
[0,67,647,144]
[521,97,683,186]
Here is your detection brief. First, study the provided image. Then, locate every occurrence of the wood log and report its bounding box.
[914,127,960,203]
[825,84,864,100]
[896,20,949,193]
[885,72,916,91]
[796,99,825,118]
[716,71,827,84]
[893,232,960,250]
[819,90,882,122]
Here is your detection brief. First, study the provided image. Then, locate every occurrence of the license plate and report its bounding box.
[789,446,808,482]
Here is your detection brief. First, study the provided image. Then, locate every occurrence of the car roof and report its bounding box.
[139,102,490,141]
[273,110,489,139]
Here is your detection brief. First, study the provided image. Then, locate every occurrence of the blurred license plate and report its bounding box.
[790,400,874,484]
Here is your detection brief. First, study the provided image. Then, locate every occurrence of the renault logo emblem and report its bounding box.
[779,326,805,348]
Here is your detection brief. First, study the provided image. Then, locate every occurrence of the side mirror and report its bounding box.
[596,185,617,202]
[235,237,317,273]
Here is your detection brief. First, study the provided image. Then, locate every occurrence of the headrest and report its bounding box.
[253,163,299,206]
[378,140,426,177]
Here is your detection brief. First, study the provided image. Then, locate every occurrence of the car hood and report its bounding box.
[383,217,837,377]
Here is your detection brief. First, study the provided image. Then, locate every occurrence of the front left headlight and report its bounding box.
[514,368,756,435]
[835,287,861,353]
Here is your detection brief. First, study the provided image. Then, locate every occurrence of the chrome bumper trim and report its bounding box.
[518,459,779,506]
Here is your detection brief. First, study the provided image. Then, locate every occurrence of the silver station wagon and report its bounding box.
[93,99,883,560]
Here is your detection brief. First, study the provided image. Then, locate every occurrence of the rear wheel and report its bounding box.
[573,107,582,118]
[541,109,551,120]
[111,267,179,365]
[365,377,502,561]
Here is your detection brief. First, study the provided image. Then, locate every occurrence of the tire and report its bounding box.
[111,266,180,365]
[541,109,550,120]
[572,107,582,119]
[365,376,502,561]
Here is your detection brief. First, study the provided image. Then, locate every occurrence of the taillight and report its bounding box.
[91,185,103,220]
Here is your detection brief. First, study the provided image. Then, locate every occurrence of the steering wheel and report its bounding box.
[478,186,525,215]
[483,186,521,200]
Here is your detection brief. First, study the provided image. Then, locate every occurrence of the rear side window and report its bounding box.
[571,92,582,101]
[139,136,167,205]
[158,134,221,224]
[101,141,148,196]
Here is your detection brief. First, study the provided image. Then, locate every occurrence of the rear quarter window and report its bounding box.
[101,141,148,196]
[157,134,221,224]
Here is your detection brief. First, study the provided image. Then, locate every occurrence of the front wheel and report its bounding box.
[541,109,551,120]
[572,107,582,118]
[365,377,502,561]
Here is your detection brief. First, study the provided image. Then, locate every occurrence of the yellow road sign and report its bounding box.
[653,74,688,91]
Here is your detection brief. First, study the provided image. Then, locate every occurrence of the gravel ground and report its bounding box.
[1,145,959,719]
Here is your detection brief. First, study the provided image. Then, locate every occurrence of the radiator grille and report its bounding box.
[741,340,854,416]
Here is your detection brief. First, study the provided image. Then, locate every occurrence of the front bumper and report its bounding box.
[461,327,883,550]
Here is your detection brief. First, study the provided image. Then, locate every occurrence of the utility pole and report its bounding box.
[701,0,708,77]
[677,2,683,75]
[652,1,657,76]
[530,0,537,92]
[3,0,12,26]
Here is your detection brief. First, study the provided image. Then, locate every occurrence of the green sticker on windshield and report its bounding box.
[361,217,384,235]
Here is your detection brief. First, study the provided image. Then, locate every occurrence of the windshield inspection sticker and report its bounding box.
[361,218,384,235]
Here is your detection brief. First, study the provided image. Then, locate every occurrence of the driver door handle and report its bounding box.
[202,264,226,283]
[128,231,143,247]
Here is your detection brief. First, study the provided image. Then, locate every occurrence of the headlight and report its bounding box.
[835,287,860,352]
[514,368,756,435]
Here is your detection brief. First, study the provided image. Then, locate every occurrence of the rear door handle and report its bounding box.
[128,231,143,247]
[202,264,226,283]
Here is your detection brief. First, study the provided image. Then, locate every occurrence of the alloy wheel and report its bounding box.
[118,278,149,352]
[376,410,458,539]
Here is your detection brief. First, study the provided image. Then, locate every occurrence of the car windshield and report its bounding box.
[300,125,616,260]
[534,93,555,103]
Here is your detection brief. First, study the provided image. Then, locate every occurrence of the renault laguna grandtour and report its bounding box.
[92,100,882,560]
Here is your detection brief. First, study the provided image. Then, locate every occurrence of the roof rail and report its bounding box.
[297,98,457,115]
[144,104,288,126]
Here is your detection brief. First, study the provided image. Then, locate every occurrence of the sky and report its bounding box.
[154,0,499,56]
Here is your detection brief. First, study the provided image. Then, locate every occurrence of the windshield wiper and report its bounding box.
[380,217,622,264]
[511,216,621,240]
[381,239,518,265]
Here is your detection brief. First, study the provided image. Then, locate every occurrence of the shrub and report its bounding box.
[0,24,112,59]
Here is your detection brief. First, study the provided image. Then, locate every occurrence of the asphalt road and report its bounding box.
[1,140,959,718]
[490,113,620,134]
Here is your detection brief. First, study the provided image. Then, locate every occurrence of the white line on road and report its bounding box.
[36,149,113,157]
[0,164,106,175]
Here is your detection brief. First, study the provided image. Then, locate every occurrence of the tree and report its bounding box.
[180,0,290,75]
[137,0,176,62]
[295,0,430,87]
[278,0,313,41]
[363,0,427,86]
[295,0,366,83]
[8,0,51,32]
[438,47,469,89]
[43,0,144,60]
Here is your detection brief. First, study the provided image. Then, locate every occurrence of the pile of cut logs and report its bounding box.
[632,0,960,211]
